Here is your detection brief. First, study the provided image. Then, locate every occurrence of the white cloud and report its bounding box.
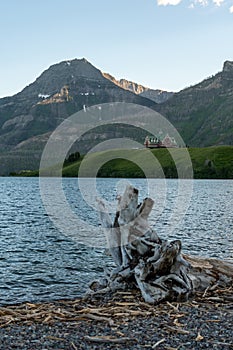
[195,0,209,6]
[157,0,182,6]
[212,0,224,6]
[157,0,232,10]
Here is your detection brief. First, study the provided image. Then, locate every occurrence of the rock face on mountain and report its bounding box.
[103,73,173,103]
[0,59,156,174]
[140,89,174,104]
[223,60,233,72]
[157,60,233,147]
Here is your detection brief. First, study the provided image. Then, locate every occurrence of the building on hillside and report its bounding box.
[144,136,162,148]
[144,134,178,148]
[162,134,178,148]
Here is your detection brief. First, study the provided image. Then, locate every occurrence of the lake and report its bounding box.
[0,177,232,305]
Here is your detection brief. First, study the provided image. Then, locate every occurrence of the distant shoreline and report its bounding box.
[11,146,233,180]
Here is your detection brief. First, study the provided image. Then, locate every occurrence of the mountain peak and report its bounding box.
[19,57,105,98]
[59,57,91,66]
[223,60,233,72]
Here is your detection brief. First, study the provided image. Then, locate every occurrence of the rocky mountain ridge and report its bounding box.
[103,73,173,103]
[157,60,233,146]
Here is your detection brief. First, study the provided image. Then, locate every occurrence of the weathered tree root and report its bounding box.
[86,185,233,304]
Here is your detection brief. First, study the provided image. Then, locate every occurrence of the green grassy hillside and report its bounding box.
[19,146,233,179]
[61,146,233,179]
[189,146,233,178]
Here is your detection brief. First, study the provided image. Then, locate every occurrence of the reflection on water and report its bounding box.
[0,177,232,305]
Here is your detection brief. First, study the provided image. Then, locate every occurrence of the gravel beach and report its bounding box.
[0,288,232,350]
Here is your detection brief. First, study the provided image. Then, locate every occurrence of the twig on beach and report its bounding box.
[84,335,136,344]
[202,286,210,298]
[152,338,166,348]
[77,313,114,325]
[164,325,190,335]
[71,342,78,350]
[166,301,179,312]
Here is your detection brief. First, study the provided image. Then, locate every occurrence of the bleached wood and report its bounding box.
[91,186,233,303]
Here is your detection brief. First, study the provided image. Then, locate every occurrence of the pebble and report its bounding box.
[0,294,232,350]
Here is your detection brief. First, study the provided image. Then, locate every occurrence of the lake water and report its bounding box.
[0,177,232,305]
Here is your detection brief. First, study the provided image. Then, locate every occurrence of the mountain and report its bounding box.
[0,58,156,174]
[103,73,173,103]
[0,58,233,175]
[157,60,233,147]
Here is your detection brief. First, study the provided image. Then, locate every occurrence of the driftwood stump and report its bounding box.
[87,185,233,303]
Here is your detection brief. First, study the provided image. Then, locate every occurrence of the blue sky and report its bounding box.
[0,0,232,97]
